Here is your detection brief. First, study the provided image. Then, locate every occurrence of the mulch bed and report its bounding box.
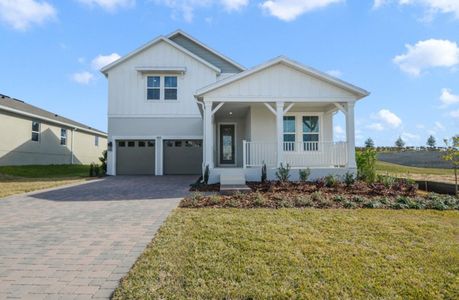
[182,180,459,210]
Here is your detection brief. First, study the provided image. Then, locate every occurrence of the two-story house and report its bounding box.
[102,30,369,184]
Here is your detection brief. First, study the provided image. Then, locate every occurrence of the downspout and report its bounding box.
[71,128,77,164]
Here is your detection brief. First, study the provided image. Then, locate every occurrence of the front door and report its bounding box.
[219,124,235,165]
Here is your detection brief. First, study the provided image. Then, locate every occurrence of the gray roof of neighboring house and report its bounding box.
[0,94,107,136]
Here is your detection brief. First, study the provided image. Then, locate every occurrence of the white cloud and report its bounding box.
[373,0,459,19]
[416,123,425,129]
[77,0,135,11]
[374,109,402,128]
[440,88,459,107]
[401,131,420,142]
[334,125,344,134]
[260,0,343,21]
[367,123,385,131]
[155,0,247,22]
[221,0,248,11]
[91,53,121,70]
[71,71,94,85]
[326,69,342,77]
[434,121,445,131]
[0,0,56,30]
[450,109,459,118]
[393,39,459,76]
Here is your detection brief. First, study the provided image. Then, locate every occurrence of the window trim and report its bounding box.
[145,75,179,102]
[31,121,40,142]
[60,128,67,146]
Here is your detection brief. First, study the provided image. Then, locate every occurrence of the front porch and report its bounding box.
[201,101,356,184]
[194,57,369,184]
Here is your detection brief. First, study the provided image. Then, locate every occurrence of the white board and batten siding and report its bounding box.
[202,63,357,102]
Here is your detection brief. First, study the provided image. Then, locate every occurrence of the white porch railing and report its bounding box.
[243,141,348,168]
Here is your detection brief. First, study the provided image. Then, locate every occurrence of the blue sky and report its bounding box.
[0,0,458,146]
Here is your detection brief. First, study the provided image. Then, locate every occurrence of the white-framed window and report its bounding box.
[146,75,178,101]
[95,136,99,146]
[60,128,67,145]
[283,116,295,151]
[31,121,40,142]
[302,116,320,151]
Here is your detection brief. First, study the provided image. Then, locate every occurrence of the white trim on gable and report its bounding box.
[167,29,246,72]
[195,56,370,100]
[101,36,221,75]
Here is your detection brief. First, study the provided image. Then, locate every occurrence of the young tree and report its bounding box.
[442,136,459,196]
[364,137,375,148]
[395,136,405,148]
[427,135,436,148]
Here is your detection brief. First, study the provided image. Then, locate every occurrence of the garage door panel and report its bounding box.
[116,140,155,175]
[164,140,202,175]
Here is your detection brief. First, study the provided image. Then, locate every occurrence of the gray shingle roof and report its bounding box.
[0,94,106,136]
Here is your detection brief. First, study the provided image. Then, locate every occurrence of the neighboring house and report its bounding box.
[102,30,369,183]
[0,94,107,166]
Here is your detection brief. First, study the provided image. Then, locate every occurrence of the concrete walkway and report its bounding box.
[0,176,195,299]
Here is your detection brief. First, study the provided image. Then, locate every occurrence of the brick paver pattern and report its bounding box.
[0,176,194,299]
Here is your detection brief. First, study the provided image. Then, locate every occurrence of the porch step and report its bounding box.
[220,169,246,185]
[220,184,252,195]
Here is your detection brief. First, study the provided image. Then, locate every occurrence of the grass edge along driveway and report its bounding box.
[113,208,459,299]
[0,165,90,198]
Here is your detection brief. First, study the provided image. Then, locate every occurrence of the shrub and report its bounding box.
[299,168,311,182]
[99,150,107,175]
[254,192,267,207]
[189,192,204,207]
[344,200,356,209]
[208,194,221,206]
[377,175,396,188]
[363,200,382,209]
[203,165,209,184]
[311,191,324,202]
[343,172,355,187]
[261,163,267,183]
[333,195,345,202]
[324,175,338,187]
[352,195,366,203]
[356,148,377,183]
[89,163,100,177]
[275,163,291,182]
[294,195,313,207]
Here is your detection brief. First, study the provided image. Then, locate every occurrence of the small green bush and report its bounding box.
[299,168,311,182]
[333,195,345,202]
[294,195,313,207]
[352,195,366,203]
[343,172,355,187]
[344,200,356,209]
[356,148,377,183]
[208,194,221,206]
[324,175,338,187]
[377,175,396,188]
[254,192,267,207]
[275,163,291,182]
[261,163,267,183]
[311,191,324,202]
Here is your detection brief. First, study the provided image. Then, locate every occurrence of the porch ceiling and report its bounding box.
[213,102,250,118]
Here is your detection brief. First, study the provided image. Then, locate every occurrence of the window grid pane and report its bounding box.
[164,76,177,87]
[303,116,319,133]
[147,76,160,88]
[283,116,295,133]
[164,89,177,100]
[147,88,160,100]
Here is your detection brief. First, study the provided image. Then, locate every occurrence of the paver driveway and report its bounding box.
[0,175,196,299]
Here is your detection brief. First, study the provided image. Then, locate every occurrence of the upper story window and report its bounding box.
[164,76,177,100]
[146,75,178,101]
[31,121,40,142]
[60,128,67,145]
[283,116,295,151]
[95,136,99,147]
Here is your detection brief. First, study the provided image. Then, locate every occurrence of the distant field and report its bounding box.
[376,161,455,184]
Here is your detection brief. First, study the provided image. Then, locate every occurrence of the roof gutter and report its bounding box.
[0,105,107,137]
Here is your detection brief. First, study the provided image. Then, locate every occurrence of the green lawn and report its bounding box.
[113,209,459,299]
[376,161,454,176]
[0,164,91,178]
[0,165,90,198]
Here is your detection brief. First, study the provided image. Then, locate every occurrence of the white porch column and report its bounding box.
[204,101,214,169]
[276,101,284,167]
[345,101,357,168]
